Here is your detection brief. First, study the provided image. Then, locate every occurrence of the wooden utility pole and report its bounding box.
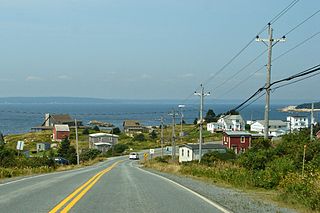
[256,23,285,139]
[194,84,210,163]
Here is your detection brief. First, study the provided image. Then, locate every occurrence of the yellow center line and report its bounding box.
[49,161,121,213]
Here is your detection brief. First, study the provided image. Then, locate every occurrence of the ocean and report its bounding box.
[0,99,314,135]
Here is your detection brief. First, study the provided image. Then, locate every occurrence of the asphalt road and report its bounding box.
[0,156,229,213]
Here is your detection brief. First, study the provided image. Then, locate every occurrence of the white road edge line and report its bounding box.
[135,166,232,213]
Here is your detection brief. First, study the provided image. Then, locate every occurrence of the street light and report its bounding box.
[178,104,185,137]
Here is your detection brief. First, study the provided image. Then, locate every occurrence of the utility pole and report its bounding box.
[194,84,210,163]
[169,110,178,160]
[160,116,164,158]
[75,119,80,165]
[310,102,314,141]
[256,23,285,139]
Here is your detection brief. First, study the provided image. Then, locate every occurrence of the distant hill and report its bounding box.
[0,97,111,104]
[296,102,320,109]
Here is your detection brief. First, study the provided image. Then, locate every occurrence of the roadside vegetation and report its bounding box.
[145,129,320,212]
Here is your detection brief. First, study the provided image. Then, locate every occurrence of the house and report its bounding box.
[250,120,288,137]
[31,113,82,131]
[89,133,119,149]
[0,132,4,145]
[222,131,251,154]
[316,130,320,139]
[206,122,223,133]
[123,120,144,135]
[36,142,51,152]
[179,143,227,163]
[53,124,70,142]
[287,115,309,132]
[217,115,245,131]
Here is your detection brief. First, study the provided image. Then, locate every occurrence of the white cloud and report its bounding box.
[181,73,194,78]
[141,74,152,79]
[57,75,70,80]
[25,76,43,81]
[0,78,14,82]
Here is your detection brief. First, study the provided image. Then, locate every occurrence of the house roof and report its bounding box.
[89,133,119,138]
[221,115,244,121]
[54,124,70,132]
[255,120,287,126]
[123,120,142,127]
[51,114,73,123]
[224,131,251,136]
[180,143,226,150]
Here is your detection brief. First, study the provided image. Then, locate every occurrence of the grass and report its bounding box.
[144,158,318,213]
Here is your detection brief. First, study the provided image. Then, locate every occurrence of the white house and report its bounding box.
[287,115,309,132]
[89,133,119,150]
[179,143,227,163]
[250,120,288,137]
[217,115,245,131]
[206,122,223,133]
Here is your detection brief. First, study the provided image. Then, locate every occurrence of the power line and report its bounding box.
[269,0,300,24]
[216,31,320,99]
[227,64,320,114]
[284,9,320,36]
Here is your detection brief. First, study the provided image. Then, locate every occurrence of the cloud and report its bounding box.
[141,74,152,79]
[25,76,43,81]
[57,75,70,80]
[181,73,194,78]
[0,78,14,82]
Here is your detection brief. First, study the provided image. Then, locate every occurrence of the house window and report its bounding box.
[187,150,190,157]
[182,149,184,156]
[241,136,245,143]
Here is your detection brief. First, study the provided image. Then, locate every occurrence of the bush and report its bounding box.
[133,133,145,142]
[112,127,121,135]
[113,144,128,154]
[201,149,236,166]
[80,149,101,162]
[82,128,90,135]
[279,172,320,210]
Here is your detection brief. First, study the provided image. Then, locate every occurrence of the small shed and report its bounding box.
[179,143,227,163]
[36,142,51,152]
[53,124,70,142]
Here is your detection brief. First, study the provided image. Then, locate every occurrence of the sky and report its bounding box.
[0,0,319,103]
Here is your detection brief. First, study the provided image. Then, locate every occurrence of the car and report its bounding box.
[129,152,139,160]
[54,157,70,165]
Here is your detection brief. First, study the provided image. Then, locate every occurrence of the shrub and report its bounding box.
[279,172,320,210]
[82,128,90,135]
[80,149,101,162]
[133,133,145,142]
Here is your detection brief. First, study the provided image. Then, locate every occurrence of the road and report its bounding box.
[0,156,230,213]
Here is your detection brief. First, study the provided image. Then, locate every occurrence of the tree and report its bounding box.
[92,125,100,131]
[112,127,121,135]
[82,128,90,135]
[193,118,198,125]
[57,138,77,164]
[149,130,157,140]
[205,109,217,123]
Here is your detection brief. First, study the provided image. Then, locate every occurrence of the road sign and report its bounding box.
[144,153,148,158]
[149,149,155,155]
[16,141,24,151]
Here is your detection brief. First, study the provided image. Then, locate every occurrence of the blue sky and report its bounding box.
[0,0,319,102]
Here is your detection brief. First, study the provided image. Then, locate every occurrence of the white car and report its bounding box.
[129,152,139,160]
